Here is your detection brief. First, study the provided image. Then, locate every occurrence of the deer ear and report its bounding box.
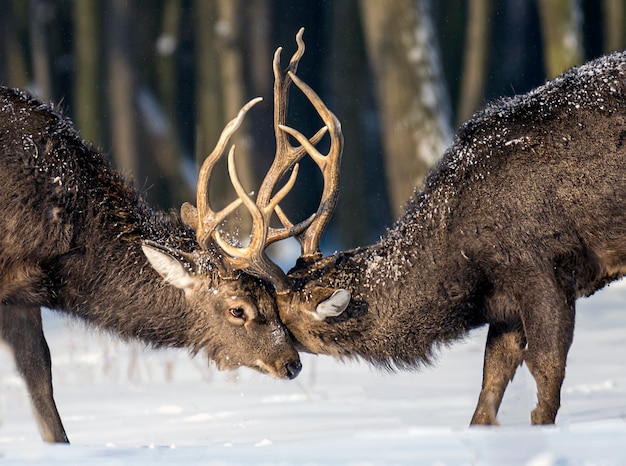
[314,289,351,321]
[141,242,197,290]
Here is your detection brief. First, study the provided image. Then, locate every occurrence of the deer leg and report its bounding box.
[521,283,575,425]
[470,322,526,425]
[0,306,69,443]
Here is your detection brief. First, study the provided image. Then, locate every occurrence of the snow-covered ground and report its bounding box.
[1,281,625,465]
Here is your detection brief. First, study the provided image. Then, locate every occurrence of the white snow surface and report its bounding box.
[1,281,625,465]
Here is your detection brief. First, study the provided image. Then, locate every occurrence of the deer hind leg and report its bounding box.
[470,322,526,425]
[0,306,69,443]
[524,328,573,425]
[521,279,575,425]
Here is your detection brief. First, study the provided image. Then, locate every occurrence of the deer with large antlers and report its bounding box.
[193,29,343,295]
[0,29,343,443]
[241,41,626,426]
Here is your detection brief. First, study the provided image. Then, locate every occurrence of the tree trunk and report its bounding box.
[153,0,193,206]
[329,0,369,248]
[242,0,272,178]
[537,0,584,78]
[215,0,255,195]
[106,0,140,179]
[194,0,254,237]
[192,0,226,227]
[73,0,102,148]
[359,0,453,217]
[194,0,225,200]
[245,0,272,98]
[29,0,52,99]
[0,0,29,87]
[603,0,626,53]
[157,0,182,124]
[457,0,492,124]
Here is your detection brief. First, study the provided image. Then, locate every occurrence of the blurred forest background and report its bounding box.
[0,0,624,252]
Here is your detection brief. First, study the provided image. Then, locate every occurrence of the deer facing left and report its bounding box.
[0,85,304,442]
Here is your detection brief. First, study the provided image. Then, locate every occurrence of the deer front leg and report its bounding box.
[470,321,526,425]
[0,306,69,443]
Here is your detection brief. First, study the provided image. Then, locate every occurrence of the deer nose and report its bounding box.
[285,360,302,379]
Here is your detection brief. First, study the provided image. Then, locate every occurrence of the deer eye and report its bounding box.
[229,307,246,321]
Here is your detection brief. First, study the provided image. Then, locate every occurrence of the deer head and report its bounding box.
[164,29,349,353]
[137,51,333,379]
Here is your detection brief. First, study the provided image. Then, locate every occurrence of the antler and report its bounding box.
[274,72,343,260]
[254,28,324,244]
[181,97,261,251]
[182,28,342,291]
[181,95,292,286]
[258,27,343,261]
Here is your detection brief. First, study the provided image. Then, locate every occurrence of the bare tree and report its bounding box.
[215,0,255,194]
[194,0,254,236]
[106,0,140,179]
[156,0,182,127]
[193,0,224,176]
[245,0,272,98]
[242,0,273,189]
[73,0,102,147]
[603,0,626,52]
[150,0,193,206]
[28,0,52,99]
[537,0,584,78]
[359,0,452,217]
[330,0,369,247]
[0,0,29,87]
[457,0,492,124]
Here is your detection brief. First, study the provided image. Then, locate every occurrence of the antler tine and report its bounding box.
[254,28,306,211]
[212,145,292,289]
[279,71,343,259]
[181,97,262,250]
[255,28,329,247]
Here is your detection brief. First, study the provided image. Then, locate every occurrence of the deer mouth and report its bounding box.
[211,355,300,379]
[254,359,302,380]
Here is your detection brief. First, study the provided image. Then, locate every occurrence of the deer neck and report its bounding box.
[51,211,204,350]
[285,198,486,368]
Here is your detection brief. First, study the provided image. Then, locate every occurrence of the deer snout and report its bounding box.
[285,359,302,380]
[254,354,301,379]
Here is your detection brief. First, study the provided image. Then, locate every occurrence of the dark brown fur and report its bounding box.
[0,87,301,442]
[279,51,626,426]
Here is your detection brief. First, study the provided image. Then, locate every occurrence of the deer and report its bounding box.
[218,35,626,427]
[0,29,346,443]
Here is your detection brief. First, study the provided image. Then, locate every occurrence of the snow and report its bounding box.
[1,281,625,464]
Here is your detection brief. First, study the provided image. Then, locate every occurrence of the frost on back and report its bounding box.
[381,50,626,269]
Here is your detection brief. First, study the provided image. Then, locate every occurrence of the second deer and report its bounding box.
[226,34,626,427]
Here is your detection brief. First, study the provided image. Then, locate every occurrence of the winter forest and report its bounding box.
[2,1,626,463]
[1,0,621,251]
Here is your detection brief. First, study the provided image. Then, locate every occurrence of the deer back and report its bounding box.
[278,50,626,367]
